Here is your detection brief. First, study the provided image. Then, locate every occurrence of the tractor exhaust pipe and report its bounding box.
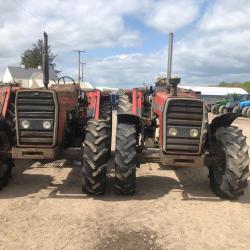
[167,32,173,83]
[167,32,180,96]
[43,32,49,89]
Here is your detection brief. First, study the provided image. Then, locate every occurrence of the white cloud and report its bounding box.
[199,0,250,32]
[1,0,250,87]
[0,0,142,78]
[140,0,202,33]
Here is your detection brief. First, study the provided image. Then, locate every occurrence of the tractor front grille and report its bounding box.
[164,98,204,155]
[16,91,57,147]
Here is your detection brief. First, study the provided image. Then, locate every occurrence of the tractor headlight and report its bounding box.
[190,128,199,138]
[21,120,30,129]
[169,127,178,136]
[43,121,52,129]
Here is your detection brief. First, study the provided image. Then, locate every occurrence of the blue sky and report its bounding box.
[1,0,250,88]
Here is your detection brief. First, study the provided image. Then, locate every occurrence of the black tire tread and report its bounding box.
[100,100,112,156]
[117,95,132,114]
[82,119,109,195]
[209,126,249,199]
[0,119,14,190]
[5,95,16,144]
[115,123,137,194]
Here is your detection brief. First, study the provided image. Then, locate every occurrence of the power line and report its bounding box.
[73,50,85,83]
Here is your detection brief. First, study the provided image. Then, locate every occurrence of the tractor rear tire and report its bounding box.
[208,126,249,199]
[100,101,112,124]
[82,119,110,195]
[5,93,16,144]
[115,123,137,194]
[100,100,112,156]
[247,108,250,118]
[211,104,219,114]
[219,105,226,114]
[242,106,249,117]
[117,95,132,114]
[0,120,14,190]
[232,105,241,114]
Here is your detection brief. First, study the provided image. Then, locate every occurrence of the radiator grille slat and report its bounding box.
[16,91,56,147]
[18,111,54,118]
[167,119,201,126]
[165,99,203,154]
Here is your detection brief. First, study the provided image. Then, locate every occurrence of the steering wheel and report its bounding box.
[57,76,76,85]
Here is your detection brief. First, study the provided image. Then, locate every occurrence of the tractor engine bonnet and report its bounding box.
[240,100,250,108]
[162,98,205,155]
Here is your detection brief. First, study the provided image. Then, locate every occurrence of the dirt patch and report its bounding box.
[98,229,161,250]
[0,113,250,249]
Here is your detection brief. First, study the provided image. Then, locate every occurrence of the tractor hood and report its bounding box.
[240,100,250,108]
[225,101,239,109]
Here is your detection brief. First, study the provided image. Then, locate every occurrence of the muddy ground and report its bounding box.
[0,114,250,250]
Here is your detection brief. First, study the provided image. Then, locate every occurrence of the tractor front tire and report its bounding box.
[0,157,13,190]
[115,123,137,194]
[82,119,110,195]
[211,104,219,114]
[208,126,249,199]
[242,106,250,117]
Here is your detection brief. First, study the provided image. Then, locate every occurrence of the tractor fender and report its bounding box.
[117,113,141,127]
[209,112,240,135]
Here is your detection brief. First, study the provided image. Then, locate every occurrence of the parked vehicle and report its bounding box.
[0,33,112,195]
[231,100,250,117]
[114,33,249,199]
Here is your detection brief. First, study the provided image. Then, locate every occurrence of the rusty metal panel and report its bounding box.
[86,90,101,119]
[12,146,58,159]
[160,150,204,167]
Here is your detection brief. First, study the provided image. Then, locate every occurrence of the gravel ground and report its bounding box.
[0,113,249,250]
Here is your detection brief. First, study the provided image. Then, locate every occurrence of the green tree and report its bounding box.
[21,39,56,68]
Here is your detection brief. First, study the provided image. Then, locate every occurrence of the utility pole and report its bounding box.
[73,50,85,83]
[81,62,86,82]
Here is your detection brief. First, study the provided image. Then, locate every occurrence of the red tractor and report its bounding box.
[115,33,249,199]
[0,33,112,195]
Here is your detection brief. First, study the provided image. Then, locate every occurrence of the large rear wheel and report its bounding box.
[242,106,250,117]
[117,95,132,114]
[0,121,14,190]
[82,120,110,195]
[114,123,137,194]
[207,126,249,199]
[100,100,112,156]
